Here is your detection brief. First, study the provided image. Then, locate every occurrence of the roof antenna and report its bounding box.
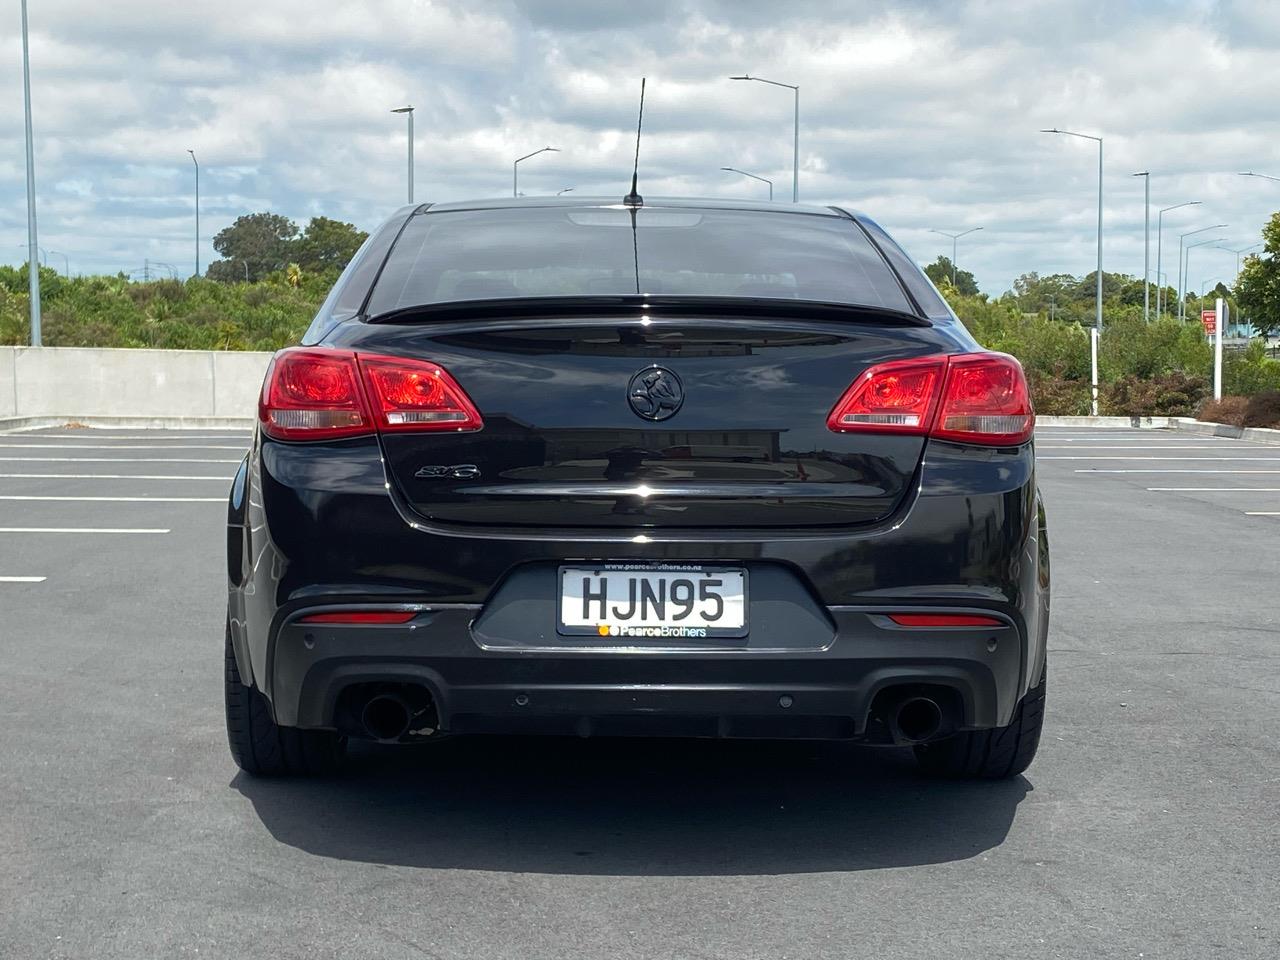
[623,78,645,207]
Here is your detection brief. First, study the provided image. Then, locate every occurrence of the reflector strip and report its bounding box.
[887,613,1004,627]
[297,610,417,625]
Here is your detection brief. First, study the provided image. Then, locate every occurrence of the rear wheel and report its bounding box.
[224,622,344,777]
[914,667,1045,779]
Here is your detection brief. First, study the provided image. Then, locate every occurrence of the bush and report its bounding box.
[1026,372,1092,415]
[1198,397,1248,426]
[1224,341,1280,395]
[1242,391,1280,429]
[1100,371,1210,417]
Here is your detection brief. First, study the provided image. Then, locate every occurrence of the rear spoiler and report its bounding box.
[365,295,932,328]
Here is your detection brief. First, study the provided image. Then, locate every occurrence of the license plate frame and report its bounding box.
[557,564,749,639]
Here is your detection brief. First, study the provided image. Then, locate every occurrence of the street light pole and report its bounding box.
[720,166,773,201]
[1042,129,1103,334]
[1177,225,1227,321]
[47,249,69,277]
[1225,243,1262,277]
[1239,171,1280,183]
[1183,237,1225,321]
[187,150,199,277]
[513,146,558,198]
[928,227,983,286]
[1133,172,1149,321]
[21,0,41,345]
[556,187,575,196]
[391,107,414,203]
[1156,201,1200,320]
[729,75,800,202]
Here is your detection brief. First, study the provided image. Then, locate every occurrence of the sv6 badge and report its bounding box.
[414,464,481,480]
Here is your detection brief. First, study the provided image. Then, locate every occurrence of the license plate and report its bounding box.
[558,565,748,639]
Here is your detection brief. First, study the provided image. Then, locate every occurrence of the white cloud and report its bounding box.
[0,0,1276,296]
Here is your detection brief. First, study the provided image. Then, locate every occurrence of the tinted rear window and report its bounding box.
[365,206,913,315]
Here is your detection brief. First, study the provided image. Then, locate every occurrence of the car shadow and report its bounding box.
[232,737,1030,875]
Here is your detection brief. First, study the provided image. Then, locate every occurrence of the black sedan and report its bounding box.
[224,196,1048,779]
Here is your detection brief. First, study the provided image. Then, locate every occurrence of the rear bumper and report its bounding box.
[264,602,1026,739]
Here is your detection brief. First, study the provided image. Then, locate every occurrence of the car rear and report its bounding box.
[225,198,1049,778]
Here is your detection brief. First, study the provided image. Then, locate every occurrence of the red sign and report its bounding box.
[1201,309,1217,335]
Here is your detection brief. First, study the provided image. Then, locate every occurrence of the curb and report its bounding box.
[1035,415,1171,428]
[0,415,255,433]
[1170,417,1280,445]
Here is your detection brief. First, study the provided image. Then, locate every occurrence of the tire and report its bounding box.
[914,667,1046,779]
[224,621,344,777]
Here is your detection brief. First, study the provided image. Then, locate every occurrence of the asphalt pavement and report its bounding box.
[1,425,1276,959]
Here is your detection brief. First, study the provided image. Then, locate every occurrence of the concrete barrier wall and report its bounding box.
[0,346,273,421]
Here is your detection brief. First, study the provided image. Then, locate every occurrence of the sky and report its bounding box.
[1,0,1278,295]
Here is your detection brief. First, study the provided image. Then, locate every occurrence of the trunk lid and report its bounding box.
[344,309,956,529]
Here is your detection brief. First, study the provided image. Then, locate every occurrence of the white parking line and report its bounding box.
[17,435,250,442]
[1038,445,1248,450]
[1146,487,1280,492]
[0,473,232,481]
[0,448,244,455]
[1075,469,1280,474]
[0,527,170,534]
[0,496,223,503]
[0,576,46,582]
[0,458,242,464]
[1041,456,1280,461]
[1246,512,1280,516]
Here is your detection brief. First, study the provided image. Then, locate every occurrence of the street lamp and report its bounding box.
[47,249,69,277]
[1177,225,1227,321]
[1182,237,1225,321]
[21,0,41,345]
[730,75,799,202]
[928,227,983,286]
[556,187,575,196]
[1133,172,1150,321]
[391,106,414,204]
[1041,128,1103,338]
[1156,201,1200,320]
[1239,171,1280,183]
[513,146,558,198]
[720,166,773,201]
[187,150,199,277]
[1225,243,1262,276]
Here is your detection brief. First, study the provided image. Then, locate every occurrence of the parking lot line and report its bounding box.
[0,527,170,534]
[1075,469,1280,473]
[1038,445,1249,450]
[0,473,232,481]
[0,576,46,582]
[1245,512,1280,516]
[0,495,224,503]
[1041,456,1280,461]
[0,448,247,455]
[0,457,242,463]
[1146,487,1280,492]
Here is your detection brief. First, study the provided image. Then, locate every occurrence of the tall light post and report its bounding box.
[47,249,69,277]
[928,227,983,286]
[391,107,414,203]
[1156,201,1200,319]
[513,146,558,198]
[187,150,199,277]
[1177,225,1227,321]
[720,166,773,201]
[1042,129,1104,336]
[1239,171,1280,183]
[1182,237,1225,321]
[21,0,41,345]
[1225,243,1262,277]
[556,187,575,196]
[730,75,799,202]
[1133,172,1150,321]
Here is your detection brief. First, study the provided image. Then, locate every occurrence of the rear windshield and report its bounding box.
[365,205,913,315]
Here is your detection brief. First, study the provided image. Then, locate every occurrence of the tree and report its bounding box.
[293,217,368,274]
[206,213,299,282]
[924,255,979,296]
[1235,212,1280,340]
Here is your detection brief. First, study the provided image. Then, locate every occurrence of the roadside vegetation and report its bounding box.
[3,210,1279,425]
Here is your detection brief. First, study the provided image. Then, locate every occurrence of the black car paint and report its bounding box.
[227,198,1049,743]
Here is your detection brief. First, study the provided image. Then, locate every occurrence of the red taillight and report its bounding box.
[887,613,1005,627]
[359,355,484,433]
[259,349,370,441]
[297,610,417,624]
[827,352,1034,446]
[259,348,483,441]
[826,356,945,435]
